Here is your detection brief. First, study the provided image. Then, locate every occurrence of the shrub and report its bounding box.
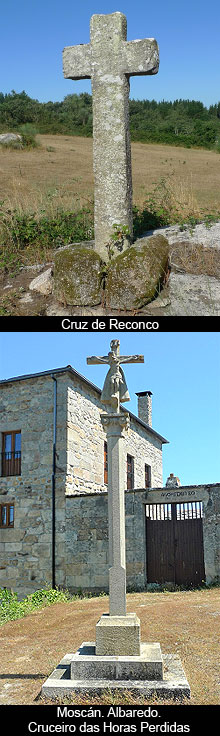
[18,123,39,148]
[0,586,107,625]
[0,206,94,251]
[0,586,71,624]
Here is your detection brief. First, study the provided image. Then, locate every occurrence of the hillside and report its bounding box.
[0,91,220,151]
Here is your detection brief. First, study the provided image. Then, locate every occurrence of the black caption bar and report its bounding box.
[0,704,218,734]
[0,316,219,332]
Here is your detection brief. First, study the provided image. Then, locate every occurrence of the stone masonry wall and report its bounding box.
[66,375,163,496]
[0,374,68,598]
[65,484,220,593]
[65,490,146,593]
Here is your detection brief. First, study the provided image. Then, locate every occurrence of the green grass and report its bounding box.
[0,203,94,272]
[0,587,70,624]
[0,175,220,274]
[0,586,107,625]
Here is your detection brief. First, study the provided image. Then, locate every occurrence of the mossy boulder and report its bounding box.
[105,234,169,310]
[53,245,103,305]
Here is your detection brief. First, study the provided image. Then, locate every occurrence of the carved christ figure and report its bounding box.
[87,339,144,412]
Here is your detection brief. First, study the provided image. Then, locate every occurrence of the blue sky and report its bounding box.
[0,0,219,107]
[0,331,219,487]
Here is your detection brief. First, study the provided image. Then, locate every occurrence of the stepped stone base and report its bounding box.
[41,643,190,701]
[71,642,163,680]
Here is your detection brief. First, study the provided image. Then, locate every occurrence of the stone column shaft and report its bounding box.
[101,412,129,616]
[90,14,132,259]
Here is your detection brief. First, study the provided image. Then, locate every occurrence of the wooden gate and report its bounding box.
[146,501,205,586]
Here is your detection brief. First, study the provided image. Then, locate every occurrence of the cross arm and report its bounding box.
[63,44,91,79]
[119,355,144,364]
[121,38,159,76]
[87,355,109,365]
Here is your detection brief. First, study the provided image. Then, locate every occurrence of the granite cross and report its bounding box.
[63,12,159,261]
[87,339,144,616]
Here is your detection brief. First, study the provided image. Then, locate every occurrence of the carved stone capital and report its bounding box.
[101,412,130,437]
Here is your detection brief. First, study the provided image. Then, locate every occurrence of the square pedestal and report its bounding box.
[96,612,140,656]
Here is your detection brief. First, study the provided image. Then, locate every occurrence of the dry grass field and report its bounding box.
[0,134,220,215]
[0,588,219,706]
[0,135,219,314]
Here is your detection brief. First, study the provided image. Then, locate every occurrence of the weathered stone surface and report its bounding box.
[29,268,53,296]
[148,221,220,251]
[100,413,129,616]
[19,293,34,304]
[63,12,159,261]
[0,133,22,145]
[167,273,220,316]
[53,246,103,305]
[71,642,163,680]
[105,234,169,309]
[41,649,190,700]
[96,613,141,656]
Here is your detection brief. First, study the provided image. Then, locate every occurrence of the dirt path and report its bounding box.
[0,589,219,705]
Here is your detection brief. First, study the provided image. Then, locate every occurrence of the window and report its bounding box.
[104,441,108,484]
[2,431,21,476]
[145,464,151,489]
[0,503,14,528]
[127,454,134,490]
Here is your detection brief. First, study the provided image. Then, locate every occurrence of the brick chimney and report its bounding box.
[136,391,152,427]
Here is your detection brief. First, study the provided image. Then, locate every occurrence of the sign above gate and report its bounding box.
[146,485,210,506]
[161,490,196,499]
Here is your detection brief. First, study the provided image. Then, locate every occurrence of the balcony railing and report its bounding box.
[1,451,21,477]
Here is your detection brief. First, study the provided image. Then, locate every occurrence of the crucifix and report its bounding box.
[87,340,144,622]
[87,338,144,412]
[63,12,159,261]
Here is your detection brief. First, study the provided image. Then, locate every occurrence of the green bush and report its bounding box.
[19,123,39,148]
[0,206,94,251]
[0,586,71,624]
[0,586,107,625]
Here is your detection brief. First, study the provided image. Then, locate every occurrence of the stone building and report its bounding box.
[0,366,219,598]
[0,365,167,598]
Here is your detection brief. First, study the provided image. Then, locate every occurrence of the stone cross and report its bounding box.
[87,339,144,617]
[87,338,144,412]
[63,12,159,261]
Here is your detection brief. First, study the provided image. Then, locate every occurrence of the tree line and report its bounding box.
[0,90,220,151]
